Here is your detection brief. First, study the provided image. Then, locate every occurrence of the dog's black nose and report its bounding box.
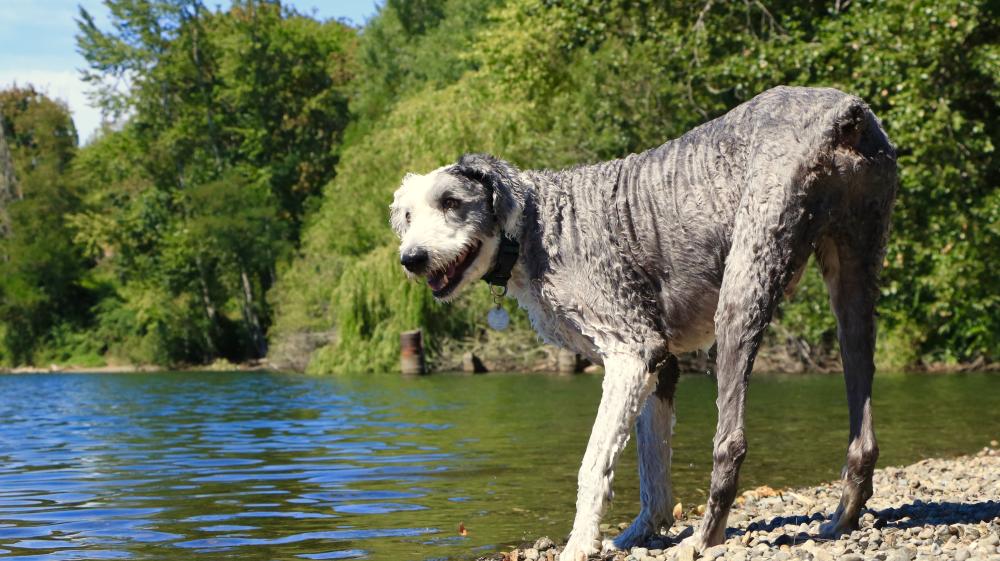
[400,248,430,273]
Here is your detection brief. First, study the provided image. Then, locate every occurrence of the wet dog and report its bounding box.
[390,86,897,560]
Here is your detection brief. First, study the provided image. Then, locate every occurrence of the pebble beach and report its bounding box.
[483,442,1000,561]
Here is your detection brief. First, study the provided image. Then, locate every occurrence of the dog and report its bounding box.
[390,86,897,560]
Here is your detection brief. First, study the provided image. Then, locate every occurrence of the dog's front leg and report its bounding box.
[612,355,679,550]
[560,353,657,561]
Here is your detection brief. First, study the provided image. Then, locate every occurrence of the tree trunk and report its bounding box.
[0,123,17,240]
[186,1,224,174]
[240,268,267,358]
[195,256,220,358]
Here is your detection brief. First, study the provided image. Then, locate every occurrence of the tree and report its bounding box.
[0,87,90,366]
[277,0,999,372]
[72,0,356,364]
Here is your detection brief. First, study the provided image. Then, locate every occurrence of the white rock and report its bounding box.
[672,544,695,561]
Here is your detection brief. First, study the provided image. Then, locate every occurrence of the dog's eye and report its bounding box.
[441,197,461,211]
[405,211,411,224]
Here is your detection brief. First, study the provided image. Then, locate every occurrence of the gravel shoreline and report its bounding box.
[484,442,1000,561]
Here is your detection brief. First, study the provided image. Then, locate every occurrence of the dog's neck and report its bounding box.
[492,171,593,354]
[492,171,539,299]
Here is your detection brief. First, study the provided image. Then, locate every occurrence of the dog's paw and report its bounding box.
[676,532,709,554]
[610,513,670,550]
[558,536,600,561]
[818,515,857,539]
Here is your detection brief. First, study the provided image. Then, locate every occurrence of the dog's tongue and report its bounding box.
[428,273,447,291]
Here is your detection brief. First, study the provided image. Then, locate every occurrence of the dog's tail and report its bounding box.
[819,94,897,173]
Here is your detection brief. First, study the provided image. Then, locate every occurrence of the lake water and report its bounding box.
[0,371,997,561]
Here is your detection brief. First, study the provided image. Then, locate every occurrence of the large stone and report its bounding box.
[702,544,727,559]
[533,537,555,551]
[812,549,834,561]
[462,352,488,373]
[672,544,696,561]
[556,348,580,374]
[887,546,916,561]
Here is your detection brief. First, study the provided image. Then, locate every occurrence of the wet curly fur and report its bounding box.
[390,86,897,559]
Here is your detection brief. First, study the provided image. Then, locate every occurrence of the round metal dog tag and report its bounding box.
[487,307,510,331]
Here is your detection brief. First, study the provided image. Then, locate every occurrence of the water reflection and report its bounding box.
[0,371,997,560]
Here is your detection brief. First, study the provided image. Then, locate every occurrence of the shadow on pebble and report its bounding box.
[871,500,1000,529]
[478,501,1000,559]
[717,500,1000,547]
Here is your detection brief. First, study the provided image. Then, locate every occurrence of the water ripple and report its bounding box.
[2,370,997,561]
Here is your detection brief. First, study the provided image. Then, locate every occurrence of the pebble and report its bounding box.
[533,537,555,551]
[478,442,1000,561]
[673,544,695,561]
[702,544,727,559]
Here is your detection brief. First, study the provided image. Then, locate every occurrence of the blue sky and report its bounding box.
[0,1,380,144]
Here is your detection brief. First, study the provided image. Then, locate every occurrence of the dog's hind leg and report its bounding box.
[817,238,882,537]
[612,355,680,550]
[560,353,658,561]
[686,178,815,552]
[816,176,894,536]
[817,115,895,537]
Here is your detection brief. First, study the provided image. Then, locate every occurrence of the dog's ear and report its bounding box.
[452,153,524,236]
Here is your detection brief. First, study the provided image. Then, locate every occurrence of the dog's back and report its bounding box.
[611,86,896,352]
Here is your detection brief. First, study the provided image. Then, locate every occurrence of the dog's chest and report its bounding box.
[508,278,602,363]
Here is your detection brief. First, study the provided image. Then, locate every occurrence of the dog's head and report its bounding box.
[389,153,524,301]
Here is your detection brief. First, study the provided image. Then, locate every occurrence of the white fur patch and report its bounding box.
[390,167,500,301]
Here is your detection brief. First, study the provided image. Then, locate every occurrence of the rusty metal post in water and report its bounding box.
[400,330,426,375]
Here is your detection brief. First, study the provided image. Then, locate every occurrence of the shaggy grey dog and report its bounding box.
[390,86,897,560]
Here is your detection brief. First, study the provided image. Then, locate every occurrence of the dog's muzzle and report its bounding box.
[400,248,430,274]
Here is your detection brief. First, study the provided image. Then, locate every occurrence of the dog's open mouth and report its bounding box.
[427,240,482,298]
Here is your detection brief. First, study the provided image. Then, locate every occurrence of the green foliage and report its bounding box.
[3,0,996,371]
[269,76,536,370]
[350,0,497,122]
[280,0,999,373]
[309,245,454,373]
[0,87,92,366]
[61,0,357,366]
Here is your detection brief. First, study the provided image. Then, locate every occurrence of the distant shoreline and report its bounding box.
[1,360,996,375]
[1,361,271,375]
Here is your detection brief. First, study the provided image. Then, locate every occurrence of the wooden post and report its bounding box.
[400,330,426,375]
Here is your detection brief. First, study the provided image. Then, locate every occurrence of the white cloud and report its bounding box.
[0,69,103,145]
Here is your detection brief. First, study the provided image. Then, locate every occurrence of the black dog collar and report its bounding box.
[481,234,519,287]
